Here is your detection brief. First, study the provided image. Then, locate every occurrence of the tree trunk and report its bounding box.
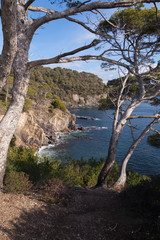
[0,65,30,190]
[0,0,30,191]
[96,129,120,187]
[113,116,160,190]
[96,99,142,188]
[0,0,17,91]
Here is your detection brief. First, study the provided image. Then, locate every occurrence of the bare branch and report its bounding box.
[27,0,159,36]
[28,39,101,68]
[114,114,160,189]
[128,115,160,119]
[114,73,129,129]
[96,9,124,30]
[105,111,114,121]
[25,0,36,10]
[28,5,56,14]
[129,119,136,142]
[154,3,158,21]
[150,128,160,134]
[65,16,112,39]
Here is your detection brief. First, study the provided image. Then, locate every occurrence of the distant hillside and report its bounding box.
[28,66,105,101]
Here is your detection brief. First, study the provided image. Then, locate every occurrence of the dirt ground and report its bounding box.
[0,187,145,240]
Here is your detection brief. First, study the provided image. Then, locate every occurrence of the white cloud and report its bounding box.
[76,32,96,44]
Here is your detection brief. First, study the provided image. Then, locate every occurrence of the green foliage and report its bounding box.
[126,170,150,186]
[4,170,33,193]
[29,66,104,101]
[150,97,160,106]
[98,97,116,110]
[50,98,66,111]
[98,7,160,36]
[7,146,61,184]
[23,98,33,112]
[148,133,160,148]
[6,146,149,191]
[56,158,105,186]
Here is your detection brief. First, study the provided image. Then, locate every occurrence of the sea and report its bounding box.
[38,102,160,176]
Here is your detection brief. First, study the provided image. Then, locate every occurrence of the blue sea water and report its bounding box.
[39,102,160,176]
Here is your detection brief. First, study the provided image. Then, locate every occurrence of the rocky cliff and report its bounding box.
[13,108,76,149]
[68,93,107,108]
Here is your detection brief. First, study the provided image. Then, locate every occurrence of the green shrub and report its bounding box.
[4,170,33,193]
[23,98,33,112]
[6,146,150,190]
[57,158,105,187]
[49,105,54,113]
[7,146,61,184]
[126,170,150,186]
[51,99,66,111]
[38,179,68,204]
[147,133,160,148]
[98,97,116,110]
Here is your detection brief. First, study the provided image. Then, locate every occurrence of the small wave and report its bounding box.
[87,126,108,130]
[76,115,101,121]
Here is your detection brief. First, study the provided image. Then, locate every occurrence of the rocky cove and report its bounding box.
[1,105,76,149]
[5,94,106,150]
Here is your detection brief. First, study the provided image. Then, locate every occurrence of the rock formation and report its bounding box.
[9,108,76,149]
[71,94,107,108]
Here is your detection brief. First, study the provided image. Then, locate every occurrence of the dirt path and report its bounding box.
[0,187,143,240]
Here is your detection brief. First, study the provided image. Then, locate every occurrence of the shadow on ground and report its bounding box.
[1,182,159,240]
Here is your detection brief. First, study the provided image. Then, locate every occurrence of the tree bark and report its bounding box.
[0,0,30,191]
[0,0,17,91]
[113,116,160,190]
[96,98,143,187]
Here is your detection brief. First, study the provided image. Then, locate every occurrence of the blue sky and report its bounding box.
[29,0,118,83]
[0,1,159,83]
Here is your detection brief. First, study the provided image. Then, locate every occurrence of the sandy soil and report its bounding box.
[0,187,143,240]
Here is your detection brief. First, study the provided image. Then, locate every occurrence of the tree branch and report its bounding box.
[65,16,112,39]
[28,53,132,71]
[128,115,160,119]
[96,9,124,30]
[150,128,160,134]
[27,0,159,37]
[25,0,36,10]
[28,39,101,68]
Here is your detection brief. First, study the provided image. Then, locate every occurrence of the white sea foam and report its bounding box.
[88,126,108,130]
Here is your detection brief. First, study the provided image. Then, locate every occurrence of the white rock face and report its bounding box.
[0,108,76,149]
[72,93,107,107]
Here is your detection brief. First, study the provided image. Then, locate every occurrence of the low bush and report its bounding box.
[23,98,33,112]
[50,99,66,111]
[6,146,151,193]
[7,146,61,184]
[147,133,160,148]
[4,170,33,193]
[98,97,116,110]
[37,179,68,204]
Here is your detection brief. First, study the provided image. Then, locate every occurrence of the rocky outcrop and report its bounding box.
[13,108,76,149]
[71,93,107,108]
[14,112,47,148]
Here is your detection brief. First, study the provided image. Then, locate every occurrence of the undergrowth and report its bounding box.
[5,145,150,194]
[120,175,160,240]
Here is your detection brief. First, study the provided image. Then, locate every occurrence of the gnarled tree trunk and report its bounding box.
[0,0,30,190]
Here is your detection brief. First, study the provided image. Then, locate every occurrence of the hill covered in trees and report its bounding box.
[0,66,106,113]
[28,66,105,101]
